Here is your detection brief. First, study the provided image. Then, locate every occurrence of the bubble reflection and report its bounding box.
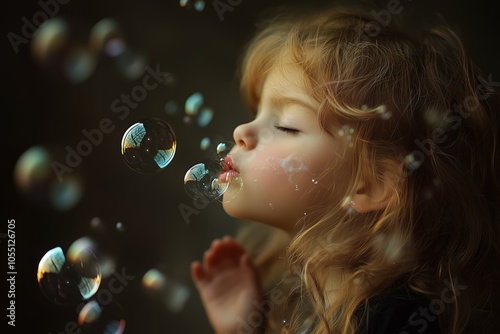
[37,244,101,305]
[121,119,177,174]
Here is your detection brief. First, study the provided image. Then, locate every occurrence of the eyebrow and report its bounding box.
[269,95,318,115]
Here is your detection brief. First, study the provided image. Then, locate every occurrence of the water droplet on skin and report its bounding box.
[312,179,318,185]
[295,185,299,191]
[269,203,274,210]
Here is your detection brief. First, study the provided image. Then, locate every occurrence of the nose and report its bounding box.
[233,122,257,150]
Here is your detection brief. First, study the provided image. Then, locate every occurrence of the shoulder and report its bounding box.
[356,286,441,334]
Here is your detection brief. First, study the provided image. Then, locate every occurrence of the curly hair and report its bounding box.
[238,3,500,334]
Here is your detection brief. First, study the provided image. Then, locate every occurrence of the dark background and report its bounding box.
[2,0,499,333]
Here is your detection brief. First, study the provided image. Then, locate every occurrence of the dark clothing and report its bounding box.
[356,286,441,334]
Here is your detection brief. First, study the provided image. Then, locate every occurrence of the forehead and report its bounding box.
[260,63,318,108]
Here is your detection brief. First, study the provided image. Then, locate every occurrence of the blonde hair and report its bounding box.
[237,4,500,334]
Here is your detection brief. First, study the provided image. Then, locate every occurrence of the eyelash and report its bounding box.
[275,126,299,134]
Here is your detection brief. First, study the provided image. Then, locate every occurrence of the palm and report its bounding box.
[191,237,263,334]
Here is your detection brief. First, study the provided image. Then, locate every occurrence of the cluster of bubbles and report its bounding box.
[37,219,133,333]
[179,0,206,12]
[164,92,215,151]
[121,118,177,174]
[337,125,355,148]
[14,146,83,211]
[184,141,242,202]
[31,17,147,83]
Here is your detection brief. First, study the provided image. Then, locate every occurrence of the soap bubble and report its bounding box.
[216,141,234,160]
[115,49,147,80]
[89,18,125,57]
[197,107,214,127]
[185,92,203,116]
[14,145,83,211]
[121,119,176,174]
[79,300,126,334]
[142,269,191,313]
[37,242,101,305]
[184,159,229,202]
[200,137,211,151]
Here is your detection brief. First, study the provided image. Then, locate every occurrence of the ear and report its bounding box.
[350,173,394,213]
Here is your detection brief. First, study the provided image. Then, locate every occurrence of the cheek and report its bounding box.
[247,150,322,203]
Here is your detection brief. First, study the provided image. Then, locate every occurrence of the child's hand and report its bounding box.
[191,236,263,334]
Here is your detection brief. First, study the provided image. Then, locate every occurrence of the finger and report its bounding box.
[191,261,207,283]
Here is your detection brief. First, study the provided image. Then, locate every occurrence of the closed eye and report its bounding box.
[275,126,299,134]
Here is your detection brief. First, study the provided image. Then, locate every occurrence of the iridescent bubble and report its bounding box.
[216,141,235,160]
[37,243,101,305]
[70,236,116,279]
[121,119,176,174]
[164,100,178,115]
[194,0,206,12]
[376,105,392,120]
[115,222,125,232]
[64,46,97,84]
[200,137,211,151]
[184,159,229,202]
[31,18,70,66]
[197,107,214,127]
[179,0,189,7]
[185,92,203,116]
[142,269,190,313]
[115,49,147,80]
[404,152,424,172]
[89,18,125,57]
[80,301,126,334]
[14,146,83,211]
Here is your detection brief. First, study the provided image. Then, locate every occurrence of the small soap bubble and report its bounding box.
[404,152,423,172]
[376,105,392,120]
[115,222,125,232]
[143,269,190,313]
[31,18,70,66]
[164,100,178,115]
[14,145,83,211]
[65,46,97,84]
[89,18,124,56]
[184,159,229,202]
[200,137,211,151]
[197,107,214,127]
[194,0,206,11]
[216,141,235,160]
[183,115,195,125]
[80,301,126,334]
[115,49,147,80]
[179,0,189,7]
[37,243,101,305]
[185,92,204,116]
[121,119,176,174]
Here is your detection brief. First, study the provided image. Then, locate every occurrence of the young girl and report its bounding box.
[191,4,500,334]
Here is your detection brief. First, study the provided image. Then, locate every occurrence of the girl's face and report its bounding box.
[222,63,351,233]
